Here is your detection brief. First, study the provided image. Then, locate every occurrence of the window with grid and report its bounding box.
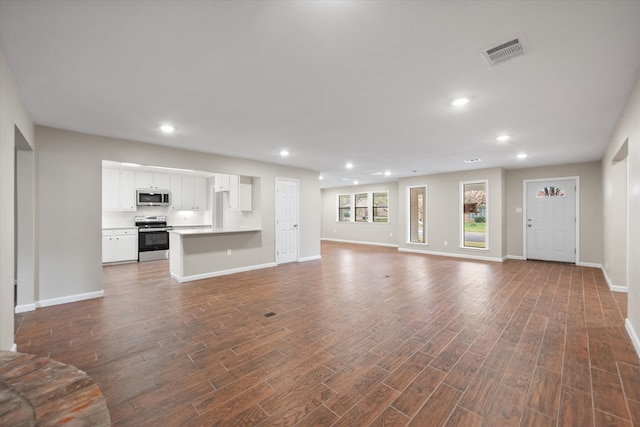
[355,193,369,222]
[373,192,389,222]
[336,191,389,223]
[338,195,351,221]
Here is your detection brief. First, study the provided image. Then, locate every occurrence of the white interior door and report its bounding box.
[526,179,576,263]
[276,178,299,264]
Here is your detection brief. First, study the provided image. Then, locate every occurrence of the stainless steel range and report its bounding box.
[135,216,172,262]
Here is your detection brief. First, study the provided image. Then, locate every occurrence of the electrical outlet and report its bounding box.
[226,249,232,256]
[389,232,393,237]
[444,240,448,246]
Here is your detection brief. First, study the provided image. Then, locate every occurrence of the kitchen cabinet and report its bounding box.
[175,175,206,211]
[227,175,252,211]
[135,171,171,190]
[170,174,183,210]
[194,176,206,210]
[214,173,230,192]
[102,228,138,263]
[102,168,136,211]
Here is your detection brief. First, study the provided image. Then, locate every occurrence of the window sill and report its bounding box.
[335,221,391,224]
[459,246,489,251]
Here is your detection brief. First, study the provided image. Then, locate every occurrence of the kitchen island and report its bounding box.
[169,227,270,283]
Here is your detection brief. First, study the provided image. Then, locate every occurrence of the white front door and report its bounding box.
[526,179,576,263]
[275,178,299,264]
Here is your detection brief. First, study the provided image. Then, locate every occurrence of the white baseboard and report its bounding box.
[601,267,628,293]
[321,238,399,248]
[299,255,321,262]
[577,261,602,268]
[14,303,36,314]
[397,247,504,263]
[172,262,277,283]
[625,319,640,358]
[11,343,17,352]
[506,255,526,260]
[36,290,104,308]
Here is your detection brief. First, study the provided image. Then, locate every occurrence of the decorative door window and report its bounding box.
[536,186,565,198]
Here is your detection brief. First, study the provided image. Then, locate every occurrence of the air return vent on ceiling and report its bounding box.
[481,36,528,66]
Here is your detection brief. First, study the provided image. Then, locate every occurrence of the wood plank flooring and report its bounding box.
[14,241,639,426]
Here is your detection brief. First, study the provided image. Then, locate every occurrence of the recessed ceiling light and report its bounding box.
[345,162,354,169]
[159,124,175,134]
[464,158,482,163]
[280,150,289,157]
[451,98,469,106]
[496,135,510,142]
[353,180,359,185]
[517,153,528,159]
[384,171,391,176]
[319,175,324,180]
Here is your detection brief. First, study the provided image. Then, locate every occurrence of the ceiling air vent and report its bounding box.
[481,36,528,66]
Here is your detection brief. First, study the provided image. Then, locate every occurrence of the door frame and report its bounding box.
[275,177,300,265]
[522,176,580,263]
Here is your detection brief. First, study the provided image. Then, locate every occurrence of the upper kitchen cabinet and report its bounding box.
[102,168,136,211]
[170,174,183,210]
[175,175,207,211]
[227,175,252,211]
[214,173,230,192]
[135,171,171,190]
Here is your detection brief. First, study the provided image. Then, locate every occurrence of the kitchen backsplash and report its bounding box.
[102,207,210,227]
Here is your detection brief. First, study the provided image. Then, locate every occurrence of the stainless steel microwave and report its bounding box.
[136,189,171,206]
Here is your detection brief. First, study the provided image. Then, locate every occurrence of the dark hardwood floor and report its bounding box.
[14,241,640,426]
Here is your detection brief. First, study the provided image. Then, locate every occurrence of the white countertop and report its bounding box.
[169,227,262,236]
[102,226,137,230]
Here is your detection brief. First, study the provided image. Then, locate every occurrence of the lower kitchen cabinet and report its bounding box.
[102,229,138,263]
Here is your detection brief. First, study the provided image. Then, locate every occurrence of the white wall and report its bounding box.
[16,142,36,310]
[321,182,398,247]
[0,51,35,351]
[505,161,603,265]
[602,76,640,352]
[606,156,628,288]
[34,126,321,305]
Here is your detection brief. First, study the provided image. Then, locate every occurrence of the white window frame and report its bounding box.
[460,179,489,251]
[337,194,352,222]
[406,185,427,245]
[354,192,369,222]
[372,191,389,223]
[336,191,389,223]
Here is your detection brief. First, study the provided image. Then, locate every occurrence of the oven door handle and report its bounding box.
[139,228,171,232]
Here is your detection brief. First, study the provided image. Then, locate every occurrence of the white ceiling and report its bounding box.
[2,1,640,188]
